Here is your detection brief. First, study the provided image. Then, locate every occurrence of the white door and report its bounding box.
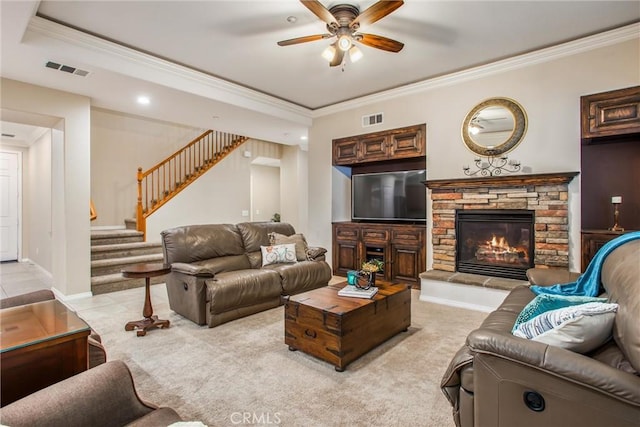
[0,152,19,261]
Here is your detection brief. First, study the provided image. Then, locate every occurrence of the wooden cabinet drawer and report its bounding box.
[362,228,389,242]
[334,225,359,240]
[581,86,640,140]
[391,227,424,245]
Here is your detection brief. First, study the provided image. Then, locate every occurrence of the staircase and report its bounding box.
[90,229,165,295]
[136,129,248,238]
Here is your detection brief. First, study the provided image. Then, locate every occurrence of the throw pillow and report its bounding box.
[261,243,297,266]
[269,232,309,261]
[512,302,618,353]
[512,293,607,332]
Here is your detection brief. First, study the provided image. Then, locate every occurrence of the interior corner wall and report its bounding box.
[90,108,204,226]
[250,164,280,222]
[1,78,91,296]
[308,38,640,273]
[279,145,307,232]
[26,130,52,272]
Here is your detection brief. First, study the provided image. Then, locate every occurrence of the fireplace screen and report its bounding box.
[456,210,534,280]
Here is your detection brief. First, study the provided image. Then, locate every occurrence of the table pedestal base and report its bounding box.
[125,315,170,337]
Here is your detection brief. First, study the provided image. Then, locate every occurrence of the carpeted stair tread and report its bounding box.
[92,241,162,252]
[91,253,164,268]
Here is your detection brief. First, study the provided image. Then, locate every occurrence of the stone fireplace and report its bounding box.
[426,172,579,276]
[420,172,579,311]
[456,209,534,280]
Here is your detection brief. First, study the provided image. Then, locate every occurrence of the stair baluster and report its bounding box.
[136,129,248,239]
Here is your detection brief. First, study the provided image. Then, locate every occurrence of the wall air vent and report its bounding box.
[362,112,383,127]
[2,133,16,138]
[45,61,90,77]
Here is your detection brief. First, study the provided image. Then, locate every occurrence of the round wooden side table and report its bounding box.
[122,263,171,336]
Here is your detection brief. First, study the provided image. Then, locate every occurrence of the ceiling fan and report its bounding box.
[277,0,405,67]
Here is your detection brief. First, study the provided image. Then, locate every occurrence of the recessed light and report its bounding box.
[137,96,150,105]
[286,16,297,24]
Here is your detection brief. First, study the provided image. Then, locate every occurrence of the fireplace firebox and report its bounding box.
[456,210,534,280]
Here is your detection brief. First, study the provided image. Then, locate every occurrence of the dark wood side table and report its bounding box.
[1,299,90,406]
[122,263,171,336]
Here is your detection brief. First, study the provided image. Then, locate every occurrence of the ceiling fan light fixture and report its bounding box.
[349,45,363,62]
[337,35,352,51]
[321,45,336,62]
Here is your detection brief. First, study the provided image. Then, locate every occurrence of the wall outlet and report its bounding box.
[256,209,260,215]
[241,210,249,217]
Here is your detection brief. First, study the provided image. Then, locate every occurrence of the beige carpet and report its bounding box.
[79,289,486,426]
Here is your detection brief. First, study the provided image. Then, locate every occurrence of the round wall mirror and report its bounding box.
[461,97,527,156]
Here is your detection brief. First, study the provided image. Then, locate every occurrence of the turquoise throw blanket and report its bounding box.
[531,231,640,297]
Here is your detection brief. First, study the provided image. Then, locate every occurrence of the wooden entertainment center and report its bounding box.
[332,124,427,288]
[580,86,639,271]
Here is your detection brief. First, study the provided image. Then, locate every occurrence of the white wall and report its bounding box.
[308,38,640,273]
[27,130,52,271]
[251,165,280,222]
[91,108,204,226]
[1,78,91,296]
[280,145,309,232]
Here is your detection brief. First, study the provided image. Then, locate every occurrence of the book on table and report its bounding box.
[338,285,379,299]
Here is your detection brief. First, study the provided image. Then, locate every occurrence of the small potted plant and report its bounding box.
[360,259,384,286]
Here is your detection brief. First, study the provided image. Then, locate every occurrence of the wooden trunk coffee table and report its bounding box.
[284,280,411,371]
[122,263,171,336]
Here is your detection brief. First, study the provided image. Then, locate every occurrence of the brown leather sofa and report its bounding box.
[0,360,182,426]
[441,239,640,427]
[161,221,332,327]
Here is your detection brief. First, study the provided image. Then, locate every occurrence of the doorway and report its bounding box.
[0,151,20,261]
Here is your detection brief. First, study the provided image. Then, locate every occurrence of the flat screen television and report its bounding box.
[352,170,427,222]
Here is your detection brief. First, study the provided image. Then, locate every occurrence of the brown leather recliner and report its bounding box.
[441,239,640,427]
[161,222,332,327]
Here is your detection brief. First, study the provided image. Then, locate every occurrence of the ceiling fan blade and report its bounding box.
[351,0,404,28]
[330,45,345,67]
[277,34,332,46]
[300,0,338,26]
[358,33,404,52]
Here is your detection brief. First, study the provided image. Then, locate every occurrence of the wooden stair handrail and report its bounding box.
[136,129,248,238]
[90,200,97,221]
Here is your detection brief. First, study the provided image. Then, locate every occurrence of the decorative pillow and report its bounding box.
[260,243,297,266]
[269,232,309,261]
[513,302,618,353]
[512,293,607,332]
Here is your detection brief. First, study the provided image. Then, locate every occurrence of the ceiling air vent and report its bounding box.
[362,112,383,127]
[45,61,90,77]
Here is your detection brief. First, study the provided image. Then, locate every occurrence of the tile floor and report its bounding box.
[0,261,53,298]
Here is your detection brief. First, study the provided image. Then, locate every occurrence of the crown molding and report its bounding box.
[27,16,314,125]
[312,22,640,118]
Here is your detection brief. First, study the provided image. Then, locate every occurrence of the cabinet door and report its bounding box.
[580,230,628,272]
[333,240,360,276]
[391,244,422,286]
[359,135,389,162]
[333,224,361,276]
[581,86,640,139]
[333,138,359,165]
[389,126,425,159]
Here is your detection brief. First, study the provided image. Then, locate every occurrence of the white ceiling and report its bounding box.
[1,1,639,146]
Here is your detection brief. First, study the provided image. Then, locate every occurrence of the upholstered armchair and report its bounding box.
[0,360,182,426]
